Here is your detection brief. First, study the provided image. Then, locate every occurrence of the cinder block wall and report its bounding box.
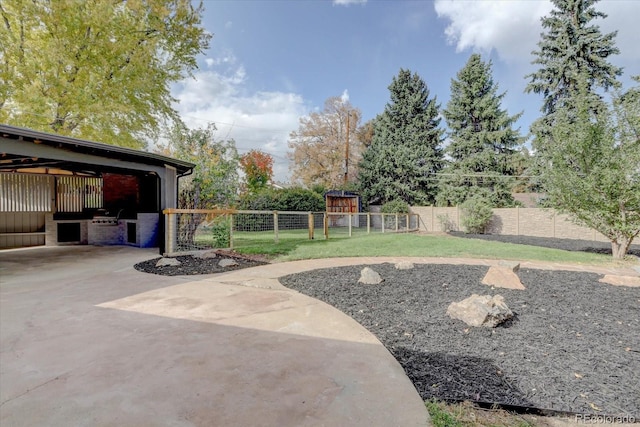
[409,206,610,242]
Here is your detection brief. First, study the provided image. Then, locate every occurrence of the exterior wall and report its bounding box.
[410,206,611,242]
[136,213,159,248]
[0,212,46,249]
[103,173,139,212]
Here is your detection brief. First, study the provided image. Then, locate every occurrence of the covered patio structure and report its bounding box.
[0,124,193,253]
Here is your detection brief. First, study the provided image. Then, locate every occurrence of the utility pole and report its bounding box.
[344,111,349,188]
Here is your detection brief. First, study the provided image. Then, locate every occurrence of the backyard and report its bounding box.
[137,232,639,425]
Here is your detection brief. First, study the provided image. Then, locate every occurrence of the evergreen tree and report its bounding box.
[525,0,621,118]
[358,69,443,206]
[437,54,524,207]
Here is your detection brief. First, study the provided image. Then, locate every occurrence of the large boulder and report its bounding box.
[358,267,384,285]
[482,261,525,290]
[447,294,513,328]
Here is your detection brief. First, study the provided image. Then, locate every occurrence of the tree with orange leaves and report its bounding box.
[240,150,274,193]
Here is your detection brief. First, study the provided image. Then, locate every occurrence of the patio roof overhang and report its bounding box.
[0,124,194,176]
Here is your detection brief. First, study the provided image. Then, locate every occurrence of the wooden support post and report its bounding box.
[406,214,409,232]
[273,211,279,243]
[228,213,234,249]
[381,214,385,233]
[165,211,177,255]
[324,212,329,239]
[348,213,352,237]
[308,212,314,240]
[395,214,399,232]
[367,213,370,234]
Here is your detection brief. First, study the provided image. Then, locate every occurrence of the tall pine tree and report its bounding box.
[358,69,443,206]
[525,0,621,119]
[437,54,524,207]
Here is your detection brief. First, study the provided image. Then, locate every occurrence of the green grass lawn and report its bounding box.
[230,230,614,265]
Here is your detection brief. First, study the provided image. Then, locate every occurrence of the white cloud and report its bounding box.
[333,0,367,6]
[340,89,350,104]
[434,0,640,67]
[172,60,307,182]
[434,0,552,63]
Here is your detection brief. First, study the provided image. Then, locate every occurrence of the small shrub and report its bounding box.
[211,216,231,247]
[436,214,455,232]
[460,196,493,234]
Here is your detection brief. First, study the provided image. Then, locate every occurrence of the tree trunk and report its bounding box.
[611,237,632,259]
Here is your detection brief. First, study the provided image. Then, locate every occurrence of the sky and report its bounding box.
[171,0,640,183]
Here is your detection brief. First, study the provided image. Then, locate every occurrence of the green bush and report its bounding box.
[460,196,493,234]
[238,187,324,212]
[211,216,231,247]
[380,199,410,214]
[277,188,325,211]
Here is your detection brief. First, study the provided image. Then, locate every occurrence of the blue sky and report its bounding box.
[172,0,640,182]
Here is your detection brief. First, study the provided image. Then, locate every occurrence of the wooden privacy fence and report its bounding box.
[162,209,420,254]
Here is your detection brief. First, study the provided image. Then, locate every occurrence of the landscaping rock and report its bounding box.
[358,267,384,285]
[598,274,640,288]
[447,294,513,328]
[196,250,218,259]
[482,262,525,290]
[395,261,415,270]
[156,257,181,267]
[218,258,239,268]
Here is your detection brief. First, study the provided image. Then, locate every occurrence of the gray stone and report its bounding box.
[358,267,383,285]
[156,257,181,267]
[395,261,415,270]
[446,294,513,328]
[197,250,218,259]
[218,258,239,268]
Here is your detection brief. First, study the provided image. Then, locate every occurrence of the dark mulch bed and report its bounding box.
[279,264,640,417]
[133,251,268,276]
[449,232,640,257]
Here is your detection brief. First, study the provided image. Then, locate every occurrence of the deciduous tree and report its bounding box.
[159,123,239,245]
[163,124,239,210]
[437,54,524,207]
[240,149,274,193]
[288,96,363,189]
[358,69,443,206]
[539,81,639,258]
[0,0,210,148]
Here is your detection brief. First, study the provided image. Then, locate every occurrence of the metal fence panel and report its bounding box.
[163,209,421,254]
[0,173,53,212]
[56,176,103,212]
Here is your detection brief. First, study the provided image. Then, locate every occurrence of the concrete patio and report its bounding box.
[0,246,429,426]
